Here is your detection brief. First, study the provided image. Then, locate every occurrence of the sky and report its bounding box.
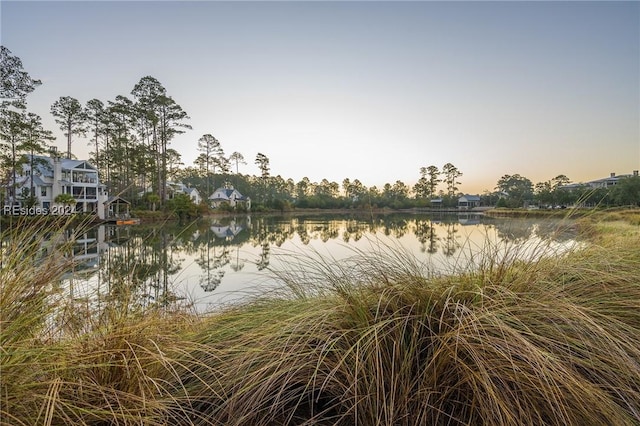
[1,0,639,194]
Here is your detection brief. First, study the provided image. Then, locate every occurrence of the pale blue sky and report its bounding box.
[2,1,639,193]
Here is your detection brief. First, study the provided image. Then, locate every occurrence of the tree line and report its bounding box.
[2,45,638,213]
[176,159,468,211]
[49,77,191,204]
[175,164,639,212]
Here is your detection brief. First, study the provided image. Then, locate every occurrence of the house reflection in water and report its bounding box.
[210,219,244,241]
[197,219,248,293]
[70,227,107,270]
[56,225,137,282]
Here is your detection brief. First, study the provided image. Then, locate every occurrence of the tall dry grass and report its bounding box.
[0,217,196,425]
[1,217,74,425]
[1,211,640,425]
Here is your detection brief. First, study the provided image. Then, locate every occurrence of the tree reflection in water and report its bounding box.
[47,213,580,313]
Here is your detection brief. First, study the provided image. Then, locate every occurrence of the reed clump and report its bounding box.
[0,217,197,425]
[2,211,640,425]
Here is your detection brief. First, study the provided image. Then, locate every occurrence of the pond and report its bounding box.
[53,212,581,313]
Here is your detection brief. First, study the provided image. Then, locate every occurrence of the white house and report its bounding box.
[209,186,251,210]
[4,154,108,219]
[139,182,202,205]
[560,171,640,190]
[184,187,201,205]
[458,194,481,210]
[165,182,202,204]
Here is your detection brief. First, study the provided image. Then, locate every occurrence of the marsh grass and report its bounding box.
[2,211,640,425]
[1,217,79,425]
[0,216,190,425]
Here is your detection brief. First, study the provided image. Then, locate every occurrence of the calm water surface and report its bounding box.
[60,212,580,312]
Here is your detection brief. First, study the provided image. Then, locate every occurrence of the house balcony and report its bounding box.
[70,172,98,184]
[72,187,98,200]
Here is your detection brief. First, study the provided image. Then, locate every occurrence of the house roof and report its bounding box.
[10,175,53,188]
[24,155,98,176]
[459,195,481,202]
[104,196,131,205]
[209,187,246,200]
[24,155,54,177]
[10,176,28,186]
[167,181,187,192]
[31,175,50,186]
[61,159,97,171]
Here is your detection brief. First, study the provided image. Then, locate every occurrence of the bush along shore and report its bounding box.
[1,210,640,425]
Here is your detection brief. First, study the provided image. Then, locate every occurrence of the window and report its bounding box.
[41,187,47,197]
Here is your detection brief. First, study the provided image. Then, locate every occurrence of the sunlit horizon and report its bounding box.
[2,1,638,195]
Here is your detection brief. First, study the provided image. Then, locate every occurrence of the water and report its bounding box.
[57,212,579,312]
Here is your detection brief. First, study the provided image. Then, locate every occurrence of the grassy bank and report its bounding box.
[483,207,589,219]
[484,206,640,220]
[1,212,640,425]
